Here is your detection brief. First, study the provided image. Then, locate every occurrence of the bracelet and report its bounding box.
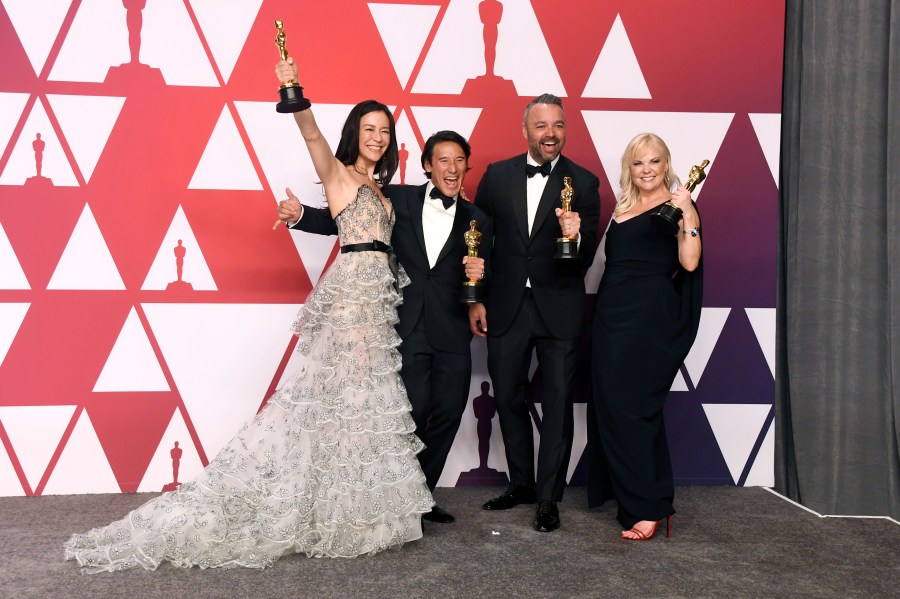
[683,227,701,237]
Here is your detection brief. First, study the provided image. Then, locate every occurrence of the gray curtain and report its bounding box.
[776,0,899,518]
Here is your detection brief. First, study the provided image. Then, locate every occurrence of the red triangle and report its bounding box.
[86,397,177,493]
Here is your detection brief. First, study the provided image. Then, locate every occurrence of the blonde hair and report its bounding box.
[614,133,681,216]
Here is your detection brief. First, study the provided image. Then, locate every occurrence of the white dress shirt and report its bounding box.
[422,182,457,268]
[525,155,559,235]
[525,155,560,287]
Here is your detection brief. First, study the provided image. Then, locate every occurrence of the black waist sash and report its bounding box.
[340,240,399,292]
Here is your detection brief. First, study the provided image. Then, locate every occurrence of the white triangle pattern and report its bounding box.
[0,1,780,496]
[49,0,131,83]
[42,410,121,494]
[393,109,426,186]
[369,3,439,88]
[749,113,782,189]
[0,93,30,157]
[2,0,73,76]
[47,204,126,290]
[0,99,79,186]
[410,106,483,144]
[142,303,300,458]
[141,205,217,291]
[670,370,689,392]
[413,0,565,96]
[140,0,218,86]
[236,100,353,285]
[188,105,262,190]
[582,14,651,99]
[702,403,771,484]
[287,230,338,288]
[683,307,731,388]
[93,306,170,392]
[188,0,263,83]
[745,308,776,379]
[0,442,25,496]
[50,0,218,86]
[0,222,30,289]
[46,94,126,183]
[581,110,735,201]
[0,405,77,491]
[743,419,774,486]
[137,409,205,492]
[0,303,30,368]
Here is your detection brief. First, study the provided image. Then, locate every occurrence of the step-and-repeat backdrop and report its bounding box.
[0,0,783,495]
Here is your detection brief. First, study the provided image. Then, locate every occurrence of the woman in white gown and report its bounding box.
[63,57,433,572]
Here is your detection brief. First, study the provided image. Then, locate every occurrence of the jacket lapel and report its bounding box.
[435,199,473,265]
[511,156,529,245]
[530,157,567,242]
[412,184,428,259]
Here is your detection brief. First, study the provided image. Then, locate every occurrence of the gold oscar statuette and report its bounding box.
[554,176,578,259]
[274,20,311,113]
[650,159,709,236]
[461,220,485,304]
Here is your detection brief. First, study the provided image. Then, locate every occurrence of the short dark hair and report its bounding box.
[421,130,471,176]
[334,99,399,186]
[523,93,564,123]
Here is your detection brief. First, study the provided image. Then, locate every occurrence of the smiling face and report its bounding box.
[523,102,566,164]
[357,110,391,166]
[424,140,468,197]
[629,141,670,196]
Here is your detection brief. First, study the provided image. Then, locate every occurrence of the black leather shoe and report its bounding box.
[422,505,455,524]
[533,500,560,532]
[482,483,537,510]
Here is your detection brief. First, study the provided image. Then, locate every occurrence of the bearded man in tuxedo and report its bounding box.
[469,93,600,532]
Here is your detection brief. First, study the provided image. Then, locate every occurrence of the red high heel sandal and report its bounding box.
[621,516,672,541]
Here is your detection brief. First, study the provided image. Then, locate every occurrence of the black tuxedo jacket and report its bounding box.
[474,153,600,338]
[292,183,493,355]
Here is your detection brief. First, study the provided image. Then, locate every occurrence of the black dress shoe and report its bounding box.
[422,505,455,524]
[482,483,537,510]
[533,500,560,532]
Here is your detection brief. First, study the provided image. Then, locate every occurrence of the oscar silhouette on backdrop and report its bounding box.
[125,0,145,64]
[481,0,501,77]
[462,0,521,186]
[105,0,164,85]
[462,0,516,97]
[33,133,45,176]
[398,143,409,184]
[166,240,193,291]
[457,381,509,486]
[161,441,183,492]
[25,133,53,188]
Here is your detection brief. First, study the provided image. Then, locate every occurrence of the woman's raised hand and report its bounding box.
[275,57,299,85]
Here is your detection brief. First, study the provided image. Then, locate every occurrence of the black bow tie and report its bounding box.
[429,188,456,209]
[525,162,552,178]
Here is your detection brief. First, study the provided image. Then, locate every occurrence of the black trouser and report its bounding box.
[487,290,577,502]
[400,316,471,490]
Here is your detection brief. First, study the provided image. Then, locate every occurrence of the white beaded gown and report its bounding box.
[64,184,434,571]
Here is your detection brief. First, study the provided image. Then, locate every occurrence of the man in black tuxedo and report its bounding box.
[277,131,492,524]
[469,93,600,532]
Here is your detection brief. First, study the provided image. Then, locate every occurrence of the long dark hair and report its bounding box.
[334,100,399,186]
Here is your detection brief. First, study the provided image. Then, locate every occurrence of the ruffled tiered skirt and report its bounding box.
[64,250,432,572]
